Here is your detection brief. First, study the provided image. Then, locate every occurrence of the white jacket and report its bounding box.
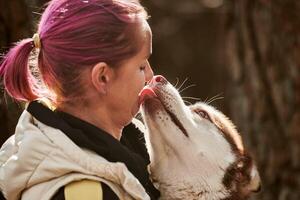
[0,110,150,200]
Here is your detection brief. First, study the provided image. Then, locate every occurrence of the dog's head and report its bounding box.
[138,75,261,199]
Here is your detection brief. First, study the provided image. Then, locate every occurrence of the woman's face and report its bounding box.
[106,21,153,126]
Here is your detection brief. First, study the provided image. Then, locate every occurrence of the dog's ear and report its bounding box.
[132,118,146,134]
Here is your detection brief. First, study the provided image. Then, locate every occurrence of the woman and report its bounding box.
[0,0,160,199]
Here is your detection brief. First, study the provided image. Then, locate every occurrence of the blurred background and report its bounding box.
[0,0,299,199]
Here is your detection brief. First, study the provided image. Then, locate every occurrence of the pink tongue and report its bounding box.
[138,87,157,105]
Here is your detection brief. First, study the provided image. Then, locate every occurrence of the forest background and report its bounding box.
[0,0,299,199]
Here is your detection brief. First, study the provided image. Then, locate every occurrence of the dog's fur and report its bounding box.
[136,76,261,200]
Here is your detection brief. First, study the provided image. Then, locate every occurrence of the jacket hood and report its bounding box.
[0,110,149,200]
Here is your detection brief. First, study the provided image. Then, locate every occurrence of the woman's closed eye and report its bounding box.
[140,65,146,71]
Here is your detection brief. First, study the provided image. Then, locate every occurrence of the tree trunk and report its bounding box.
[225,0,300,199]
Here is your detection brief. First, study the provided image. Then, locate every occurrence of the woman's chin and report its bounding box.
[130,103,140,119]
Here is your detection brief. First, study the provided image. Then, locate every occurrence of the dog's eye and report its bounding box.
[194,109,210,120]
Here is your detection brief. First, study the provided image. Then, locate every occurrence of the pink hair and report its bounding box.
[0,0,148,104]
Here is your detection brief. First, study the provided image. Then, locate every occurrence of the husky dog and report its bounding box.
[137,75,261,200]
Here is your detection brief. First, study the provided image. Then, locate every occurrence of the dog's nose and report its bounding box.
[149,75,167,85]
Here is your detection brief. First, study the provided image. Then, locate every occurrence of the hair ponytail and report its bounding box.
[0,39,38,102]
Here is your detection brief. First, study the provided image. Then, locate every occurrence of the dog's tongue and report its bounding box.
[139,86,157,105]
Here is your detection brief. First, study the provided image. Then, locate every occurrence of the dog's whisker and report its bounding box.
[177,77,189,91]
[205,93,224,105]
[204,96,210,104]
[182,96,202,101]
[183,100,192,105]
[179,84,197,93]
[173,77,180,88]
[207,96,224,105]
[204,96,214,104]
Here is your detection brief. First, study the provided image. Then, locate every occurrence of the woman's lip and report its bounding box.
[138,86,157,105]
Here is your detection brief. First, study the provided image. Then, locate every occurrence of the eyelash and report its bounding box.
[140,65,146,71]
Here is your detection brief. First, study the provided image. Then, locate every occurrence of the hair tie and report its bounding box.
[32,33,41,49]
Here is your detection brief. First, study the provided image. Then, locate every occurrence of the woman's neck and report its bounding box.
[57,102,123,140]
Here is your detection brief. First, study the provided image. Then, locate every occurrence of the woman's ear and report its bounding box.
[91,62,111,94]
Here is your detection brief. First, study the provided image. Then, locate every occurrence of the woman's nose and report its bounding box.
[145,63,154,83]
